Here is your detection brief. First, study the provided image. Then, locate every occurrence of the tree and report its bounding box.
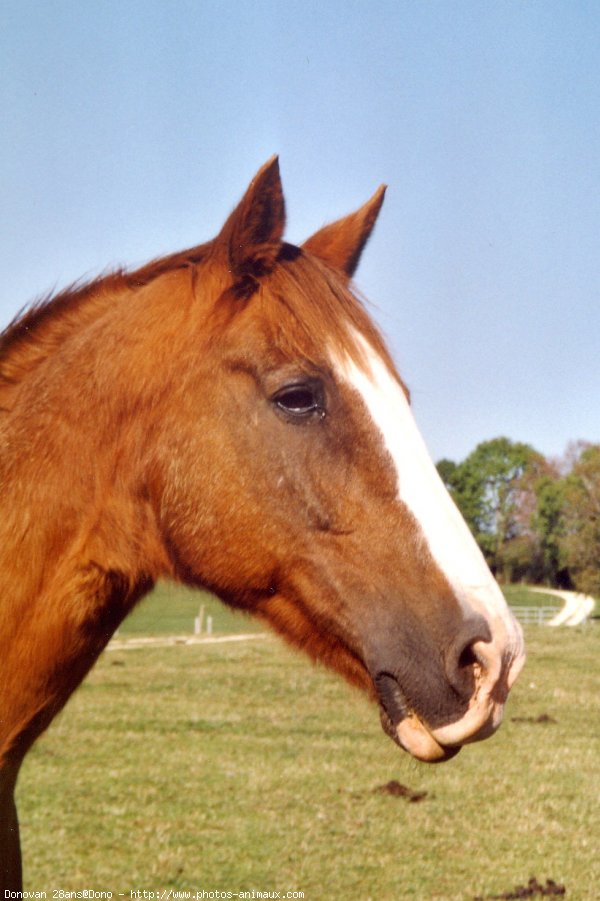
[531,474,567,586]
[560,443,600,595]
[437,458,458,491]
[437,437,544,578]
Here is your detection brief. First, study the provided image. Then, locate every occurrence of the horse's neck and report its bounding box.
[1,556,151,751]
[0,274,175,600]
[0,416,169,768]
[0,413,166,598]
[0,507,161,767]
[0,273,193,765]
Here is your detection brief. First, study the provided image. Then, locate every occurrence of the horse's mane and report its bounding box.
[0,237,397,408]
[0,243,210,395]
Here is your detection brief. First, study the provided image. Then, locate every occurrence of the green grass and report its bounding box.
[501,584,562,607]
[17,623,600,900]
[118,581,263,636]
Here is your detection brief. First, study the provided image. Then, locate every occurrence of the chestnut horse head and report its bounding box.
[0,157,524,888]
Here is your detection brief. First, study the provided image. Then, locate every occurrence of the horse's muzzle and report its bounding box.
[374,633,526,763]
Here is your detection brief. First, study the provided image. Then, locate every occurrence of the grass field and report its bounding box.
[16,587,600,900]
[117,582,262,637]
[502,584,562,607]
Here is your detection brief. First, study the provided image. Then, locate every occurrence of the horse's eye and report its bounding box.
[273,383,325,420]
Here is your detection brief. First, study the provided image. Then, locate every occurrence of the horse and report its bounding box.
[0,157,525,888]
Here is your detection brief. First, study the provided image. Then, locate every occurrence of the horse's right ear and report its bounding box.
[302,184,386,279]
[218,156,286,280]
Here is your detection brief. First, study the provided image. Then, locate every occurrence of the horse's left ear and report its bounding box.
[302,184,386,278]
[219,155,286,279]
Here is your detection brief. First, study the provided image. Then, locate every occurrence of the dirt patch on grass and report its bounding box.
[474,876,565,899]
[372,780,428,802]
[511,713,557,725]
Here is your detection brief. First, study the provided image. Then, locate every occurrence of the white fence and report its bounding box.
[510,606,560,626]
[510,589,597,626]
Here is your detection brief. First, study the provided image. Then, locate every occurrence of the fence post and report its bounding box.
[194,604,205,635]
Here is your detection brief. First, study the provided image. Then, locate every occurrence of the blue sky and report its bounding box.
[2,1,598,462]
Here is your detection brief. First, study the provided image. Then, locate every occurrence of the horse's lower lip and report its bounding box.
[394,715,460,763]
[376,680,460,763]
[378,704,459,762]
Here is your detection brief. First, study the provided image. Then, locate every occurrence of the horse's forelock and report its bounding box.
[204,245,397,379]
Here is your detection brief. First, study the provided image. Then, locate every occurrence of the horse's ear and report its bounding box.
[302,184,386,278]
[219,155,286,279]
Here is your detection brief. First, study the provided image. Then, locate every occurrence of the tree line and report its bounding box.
[436,437,600,595]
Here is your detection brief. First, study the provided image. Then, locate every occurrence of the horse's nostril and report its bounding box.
[457,644,478,670]
[446,615,492,700]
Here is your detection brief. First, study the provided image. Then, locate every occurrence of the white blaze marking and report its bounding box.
[331,332,518,634]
